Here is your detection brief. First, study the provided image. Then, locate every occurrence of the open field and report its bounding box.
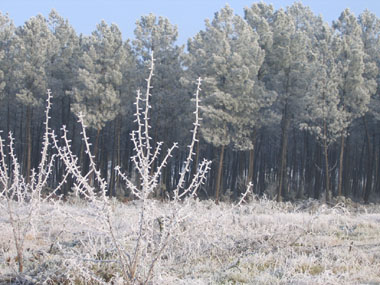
[1,197,379,284]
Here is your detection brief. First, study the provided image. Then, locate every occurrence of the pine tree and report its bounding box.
[357,10,379,202]
[186,5,271,202]
[71,21,126,171]
[133,14,186,147]
[13,14,55,181]
[132,14,188,193]
[0,13,11,97]
[259,8,311,201]
[46,10,81,194]
[299,23,348,202]
[47,9,80,127]
[110,39,137,195]
[241,3,280,186]
[244,2,274,51]
[72,21,125,130]
[333,9,372,198]
[359,10,380,120]
[70,21,127,188]
[0,12,16,135]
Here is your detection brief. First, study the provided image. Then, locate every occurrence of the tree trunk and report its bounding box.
[230,151,239,199]
[109,120,117,198]
[337,133,345,197]
[354,141,365,198]
[94,127,101,165]
[258,152,266,195]
[100,130,108,187]
[292,128,298,197]
[16,247,23,273]
[298,131,308,198]
[363,116,373,203]
[25,106,32,183]
[115,117,122,190]
[215,144,225,204]
[323,121,331,203]
[314,144,322,199]
[223,149,232,192]
[6,99,10,175]
[247,129,257,187]
[206,145,215,197]
[89,127,101,186]
[375,135,380,196]
[278,101,290,202]
[33,122,43,170]
[19,108,23,160]
[238,150,245,183]
[342,136,350,197]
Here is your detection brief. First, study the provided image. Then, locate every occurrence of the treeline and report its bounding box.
[1,3,380,203]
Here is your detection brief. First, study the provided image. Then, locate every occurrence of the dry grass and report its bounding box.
[0,197,379,284]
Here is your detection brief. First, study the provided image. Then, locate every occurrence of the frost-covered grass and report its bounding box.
[0,197,379,284]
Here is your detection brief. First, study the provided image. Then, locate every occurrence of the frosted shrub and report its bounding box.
[0,91,63,274]
[51,53,211,283]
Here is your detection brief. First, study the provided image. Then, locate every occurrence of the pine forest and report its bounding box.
[0,3,380,284]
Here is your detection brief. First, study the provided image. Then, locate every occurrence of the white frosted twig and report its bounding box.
[178,158,212,199]
[174,78,210,200]
[143,53,155,161]
[115,166,141,198]
[237,182,253,206]
[149,143,178,192]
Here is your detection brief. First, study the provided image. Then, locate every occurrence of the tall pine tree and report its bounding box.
[333,9,372,198]
[14,15,55,181]
[186,5,271,202]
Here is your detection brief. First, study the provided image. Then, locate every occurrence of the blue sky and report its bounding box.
[1,0,380,45]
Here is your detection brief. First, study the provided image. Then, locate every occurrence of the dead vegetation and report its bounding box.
[0,197,379,284]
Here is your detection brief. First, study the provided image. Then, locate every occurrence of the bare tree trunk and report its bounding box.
[342,136,351,197]
[314,144,322,199]
[337,133,345,196]
[323,121,331,203]
[230,151,239,199]
[215,144,225,204]
[115,117,122,190]
[16,247,23,273]
[223,149,232,191]
[100,130,108,187]
[25,106,32,183]
[6,99,11,175]
[278,101,290,202]
[247,129,257,187]
[374,135,380,196]
[6,98,10,138]
[109,120,117,198]
[258,152,266,195]
[298,131,308,198]
[94,127,101,164]
[363,116,373,203]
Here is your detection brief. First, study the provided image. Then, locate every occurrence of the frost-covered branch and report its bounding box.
[173,77,212,200]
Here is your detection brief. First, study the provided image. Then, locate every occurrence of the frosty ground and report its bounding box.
[0,197,379,284]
